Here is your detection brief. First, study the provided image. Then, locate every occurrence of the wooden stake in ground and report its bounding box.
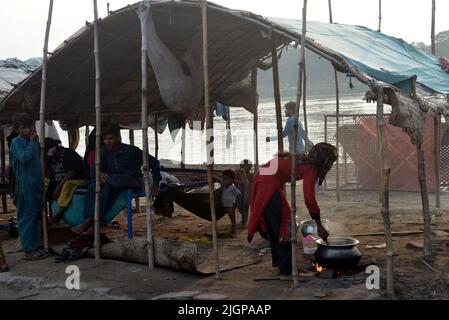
[138,0,155,269]
[291,0,308,289]
[375,85,395,298]
[272,44,284,152]
[431,0,441,208]
[328,0,340,202]
[378,0,382,32]
[251,66,259,169]
[417,144,432,256]
[92,0,102,260]
[38,0,54,252]
[202,0,220,280]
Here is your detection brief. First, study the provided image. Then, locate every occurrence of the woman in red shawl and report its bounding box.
[248,143,338,278]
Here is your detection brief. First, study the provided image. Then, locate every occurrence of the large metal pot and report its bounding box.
[314,237,361,269]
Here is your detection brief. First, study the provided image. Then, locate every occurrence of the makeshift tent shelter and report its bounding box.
[0,1,273,128]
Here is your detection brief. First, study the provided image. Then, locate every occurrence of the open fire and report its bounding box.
[313,262,324,273]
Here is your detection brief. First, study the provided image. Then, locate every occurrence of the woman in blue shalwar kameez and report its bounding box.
[10,115,47,260]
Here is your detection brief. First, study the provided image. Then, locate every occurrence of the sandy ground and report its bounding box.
[1,186,449,300]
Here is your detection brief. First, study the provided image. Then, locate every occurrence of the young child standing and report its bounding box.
[221,170,241,236]
[10,115,47,260]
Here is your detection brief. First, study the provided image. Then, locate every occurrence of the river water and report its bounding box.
[55,94,390,165]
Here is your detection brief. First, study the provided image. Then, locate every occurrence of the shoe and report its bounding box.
[0,263,9,272]
[24,250,49,261]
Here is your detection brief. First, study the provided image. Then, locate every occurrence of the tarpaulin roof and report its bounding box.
[269,17,449,95]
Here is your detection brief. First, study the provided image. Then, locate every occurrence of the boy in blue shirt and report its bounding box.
[10,115,47,260]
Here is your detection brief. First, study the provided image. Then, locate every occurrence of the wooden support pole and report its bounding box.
[434,115,441,208]
[202,0,220,280]
[378,0,382,32]
[181,122,186,168]
[38,0,53,252]
[334,69,341,202]
[302,59,309,153]
[376,86,395,298]
[328,0,333,24]
[291,0,308,289]
[251,66,259,169]
[1,129,7,214]
[272,44,284,152]
[343,151,348,185]
[85,125,90,149]
[93,0,102,260]
[417,144,432,256]
[129,129,135,145]
[328,0,340,201]
[431,0,436,55]
[154,113,159,159]
[324,115,328,190]
[138,0,155,269]
[128,129,140,212]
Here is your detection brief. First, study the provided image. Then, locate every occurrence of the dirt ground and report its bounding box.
[1,186,449,300]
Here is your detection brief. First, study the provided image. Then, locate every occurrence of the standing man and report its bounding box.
[266,101,312,153]
[10,115,47,260]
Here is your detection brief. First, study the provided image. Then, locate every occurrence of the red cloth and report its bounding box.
[87,150,95,169]
[247,155,320,243]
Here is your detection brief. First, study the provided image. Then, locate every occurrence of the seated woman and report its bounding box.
[72,123,161,236]
[247,143,338,280]
[44,138,87,225]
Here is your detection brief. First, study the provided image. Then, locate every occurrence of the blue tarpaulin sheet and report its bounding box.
[270,17,449,94]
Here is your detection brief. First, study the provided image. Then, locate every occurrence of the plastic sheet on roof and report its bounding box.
[270,17,449,94]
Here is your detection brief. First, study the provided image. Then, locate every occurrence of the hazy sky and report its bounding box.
[1,0,449,60]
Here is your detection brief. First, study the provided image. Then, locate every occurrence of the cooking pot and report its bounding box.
[299,219,329,238]
[314,237,361,269]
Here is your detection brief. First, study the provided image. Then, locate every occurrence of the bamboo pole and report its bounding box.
[181,122,186,168]
[1,129,6,213]
[129,129,135,145]
[431,0,441,209]
[272,45,284,152]
[85,125,90,149]
[324,115,328,190]
[378,0,382,32]
[154,113,159,159]
[431,0,436,55]
[128,129,140,212]
[417,144,432,256]
[291,0,308,289]
[328,0,340,201]
[302,60,309,153]
[139,0,155,269]
[38,0,54,252]
[251,66,259,169]
[92,0,102,260]
[202,0,220,280]
[334,69,340,202]
[434,116,441,208]
[376,86,395,298]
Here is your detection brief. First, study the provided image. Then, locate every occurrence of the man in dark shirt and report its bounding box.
[72,123,161,236]
[44,138,86,224]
